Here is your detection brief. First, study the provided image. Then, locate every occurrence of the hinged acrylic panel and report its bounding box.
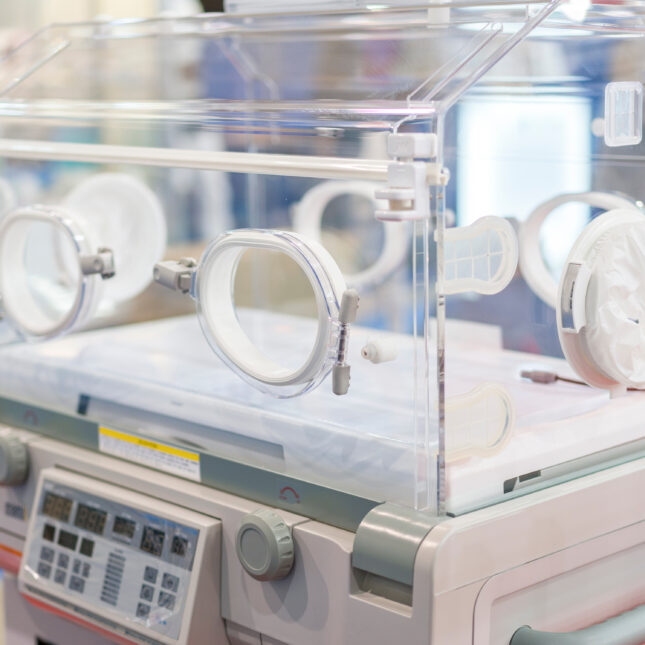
[0,1,642,525]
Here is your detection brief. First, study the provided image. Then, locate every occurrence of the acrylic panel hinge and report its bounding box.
[375,133,447,222]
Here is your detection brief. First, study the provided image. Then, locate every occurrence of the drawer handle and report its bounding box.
[510,604,645,645]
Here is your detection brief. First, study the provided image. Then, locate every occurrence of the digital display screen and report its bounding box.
[74,503,107,535]
[171,536,188,557]
[113,516,136,539]
[58,529,78,551]
[140,526,165,557]
[42,492,73,522]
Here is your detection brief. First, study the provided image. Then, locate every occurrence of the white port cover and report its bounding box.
[292,180,409,292]
[0,174,166,341]
[0,206,103,339]
[440,216,518,295]
[605,81,643,147]
[445,383,515,462]
[64,173,167,303]
[557,209,645,393]
[196,229,347,398]
[520,191,637,308]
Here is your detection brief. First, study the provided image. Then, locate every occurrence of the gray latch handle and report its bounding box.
[352,502,438,586]
[80,247,115,279]
[153,258,197,294]
[332,289,359,396]
[510,604,645,645]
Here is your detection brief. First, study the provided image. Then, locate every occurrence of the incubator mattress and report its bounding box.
[0,312,640,514]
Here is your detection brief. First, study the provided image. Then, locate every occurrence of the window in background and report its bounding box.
[457,96,592,278]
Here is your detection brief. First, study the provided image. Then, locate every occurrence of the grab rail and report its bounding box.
[510,604,645,645]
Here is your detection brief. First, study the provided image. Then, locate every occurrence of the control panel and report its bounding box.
[19,468,222,645]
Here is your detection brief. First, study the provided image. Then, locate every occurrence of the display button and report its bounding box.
[140,584,154,602]
[72,559,81,575]
[54,569,66,585]
[161,573,179,592]
[57,553,69,569]
[80,537,94,557]
[136,603,150,619]
[40,546,54,563]
[82,562,91,578]
[58,530,78,551]
[158,591,176,611]
[69,575,85,593]
[143,566,158,584]
[37,561,52,579]
[42,524,56,542]
[171,535,188,557]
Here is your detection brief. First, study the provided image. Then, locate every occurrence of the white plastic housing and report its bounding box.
[557,209,645,393]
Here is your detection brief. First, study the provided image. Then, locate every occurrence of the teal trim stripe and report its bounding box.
[0,396,98,450]
[0,396,378,532]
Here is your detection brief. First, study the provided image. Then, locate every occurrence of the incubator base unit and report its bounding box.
[0,431,642,645]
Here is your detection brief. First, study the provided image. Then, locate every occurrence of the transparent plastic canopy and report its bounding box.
[0,1,644,523]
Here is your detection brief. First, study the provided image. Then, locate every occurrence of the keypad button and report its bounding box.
[40,546,54,563]
[69,575,85,593]
[161,573,179,592]
[72,559,81,575]
[136,603,150,619]
[57,553,69,569]
[140,584,154,602]
[143,566,158,584]
[42,524,56,542]
[171,536,188,557]
[82,563,91,578]
[158,591,176,611]
[54,569,66,585]
[37,561,52,579]
[79,538,94,558]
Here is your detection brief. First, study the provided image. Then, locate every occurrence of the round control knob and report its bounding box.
[0,433,29,486]
[236,509,294,581]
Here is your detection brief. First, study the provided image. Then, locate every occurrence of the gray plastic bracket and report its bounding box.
[80,247,115,279]
[333,289,359,396]
[153,258,197,294]
[352,502,439,586]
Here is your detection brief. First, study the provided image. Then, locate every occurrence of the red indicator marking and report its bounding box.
[279,486,301,504]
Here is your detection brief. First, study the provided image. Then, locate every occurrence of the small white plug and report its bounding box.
[361,338,398,364]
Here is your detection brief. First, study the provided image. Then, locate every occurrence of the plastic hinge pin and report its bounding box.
[332,289,360,396]
[153,258,197,294]
[375,133,446,222]
[387,133,437,160]
[79,247,115,280]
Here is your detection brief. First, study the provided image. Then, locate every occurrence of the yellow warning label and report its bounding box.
[99,427,201,481]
